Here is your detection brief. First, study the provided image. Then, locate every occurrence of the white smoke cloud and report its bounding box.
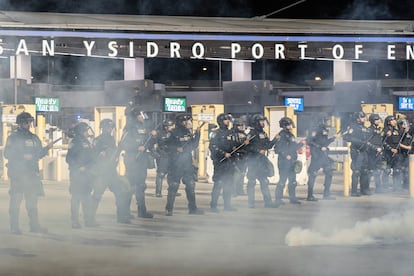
[286,208,414,246]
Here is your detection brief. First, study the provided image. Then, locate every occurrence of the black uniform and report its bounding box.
[366,120,388,193]
[121,116,155,218]
[154,123,173,197]
[306,122,336,200]
[383,122,403,191]
[66,123,96,228]
[165,116,204,216]
[397,119,413,190]
[4,113,49,234]
[231,121,248,196]
[343,117,371,196]
[246,115,275,208]
[274,127,303,204]
[209,114,237,211]
[92,129,132,223]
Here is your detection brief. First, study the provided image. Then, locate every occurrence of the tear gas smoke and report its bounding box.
[286,207,414,246]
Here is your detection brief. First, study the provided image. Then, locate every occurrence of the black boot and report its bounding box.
[351,174,360,196]
[28,209,48,234]
[165,183,178,216]
[138,205,154,219]
[116,192,132,223]
[288,182,301,204]
[275,183,285,205]
[155,175,163,197]
[307,174,317,201]
[210,181,222,212]
[187,183,204,215]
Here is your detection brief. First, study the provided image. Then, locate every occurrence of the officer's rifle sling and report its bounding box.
[219,134,256,162]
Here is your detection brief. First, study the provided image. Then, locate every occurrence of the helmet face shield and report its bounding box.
[21,117,34,125]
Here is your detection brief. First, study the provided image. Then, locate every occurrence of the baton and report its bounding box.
[219,134,256,162]
[47,137,63,147]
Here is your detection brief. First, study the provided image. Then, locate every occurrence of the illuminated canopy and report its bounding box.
[1,11,414,61]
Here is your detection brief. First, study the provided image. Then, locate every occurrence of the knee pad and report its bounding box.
[169,182,180,190]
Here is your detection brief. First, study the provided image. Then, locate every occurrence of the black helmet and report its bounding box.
[128,106,148,120]
[384,115,396,126]
[398,118,410,128]
[217,113,231,128]
[175,114,191,124]
[353,111,366,121]
[16,112,34,125]
[279,117,294,128]
[163,119,174,127]
[321,116,331,126]
[251,114,266,127]
[99,119,115,129]
[369,113,381,124]
[74,122,90,135]
[233,119,245,127]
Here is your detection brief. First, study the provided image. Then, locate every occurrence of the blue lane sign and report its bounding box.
[284,97,304,112]
[398,97,414,111]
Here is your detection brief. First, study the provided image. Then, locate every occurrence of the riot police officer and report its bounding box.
[383,115,403,191]
[343,112,371,196]
[4,112,50,234]
[397,118,412,190]
[231,119,248,196]
[165,114,204,216]
[306,116,336,201]
[245,114,276,208]
[274,117,303,205]
[91,119,132,224]
[367,114,387,193]
[209,113,237,212]
[120,106,155,219]
[66,122,97,228]
[154,119,175,197]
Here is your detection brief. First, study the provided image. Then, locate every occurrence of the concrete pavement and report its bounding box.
[1,171,414,276]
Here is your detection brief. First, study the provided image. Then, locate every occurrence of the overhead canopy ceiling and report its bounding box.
[1,11,414,61]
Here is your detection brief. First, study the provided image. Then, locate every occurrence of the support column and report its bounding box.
[10,55,32,84]
[231,61,252,81]
[124,58,145,80]
[333,60,352,84]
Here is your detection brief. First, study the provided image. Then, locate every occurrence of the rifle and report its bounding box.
[135,123,162,160]
[219,134,256,162]
[39,137,63,158]
[175,121,207,154]
[392,131,406,157]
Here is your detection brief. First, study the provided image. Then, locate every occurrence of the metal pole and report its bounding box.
[13,55,17,104]
[343,149,351,197]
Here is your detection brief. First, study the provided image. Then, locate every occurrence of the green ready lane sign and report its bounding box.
[163,97,186,112]
[35,97,60,112]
